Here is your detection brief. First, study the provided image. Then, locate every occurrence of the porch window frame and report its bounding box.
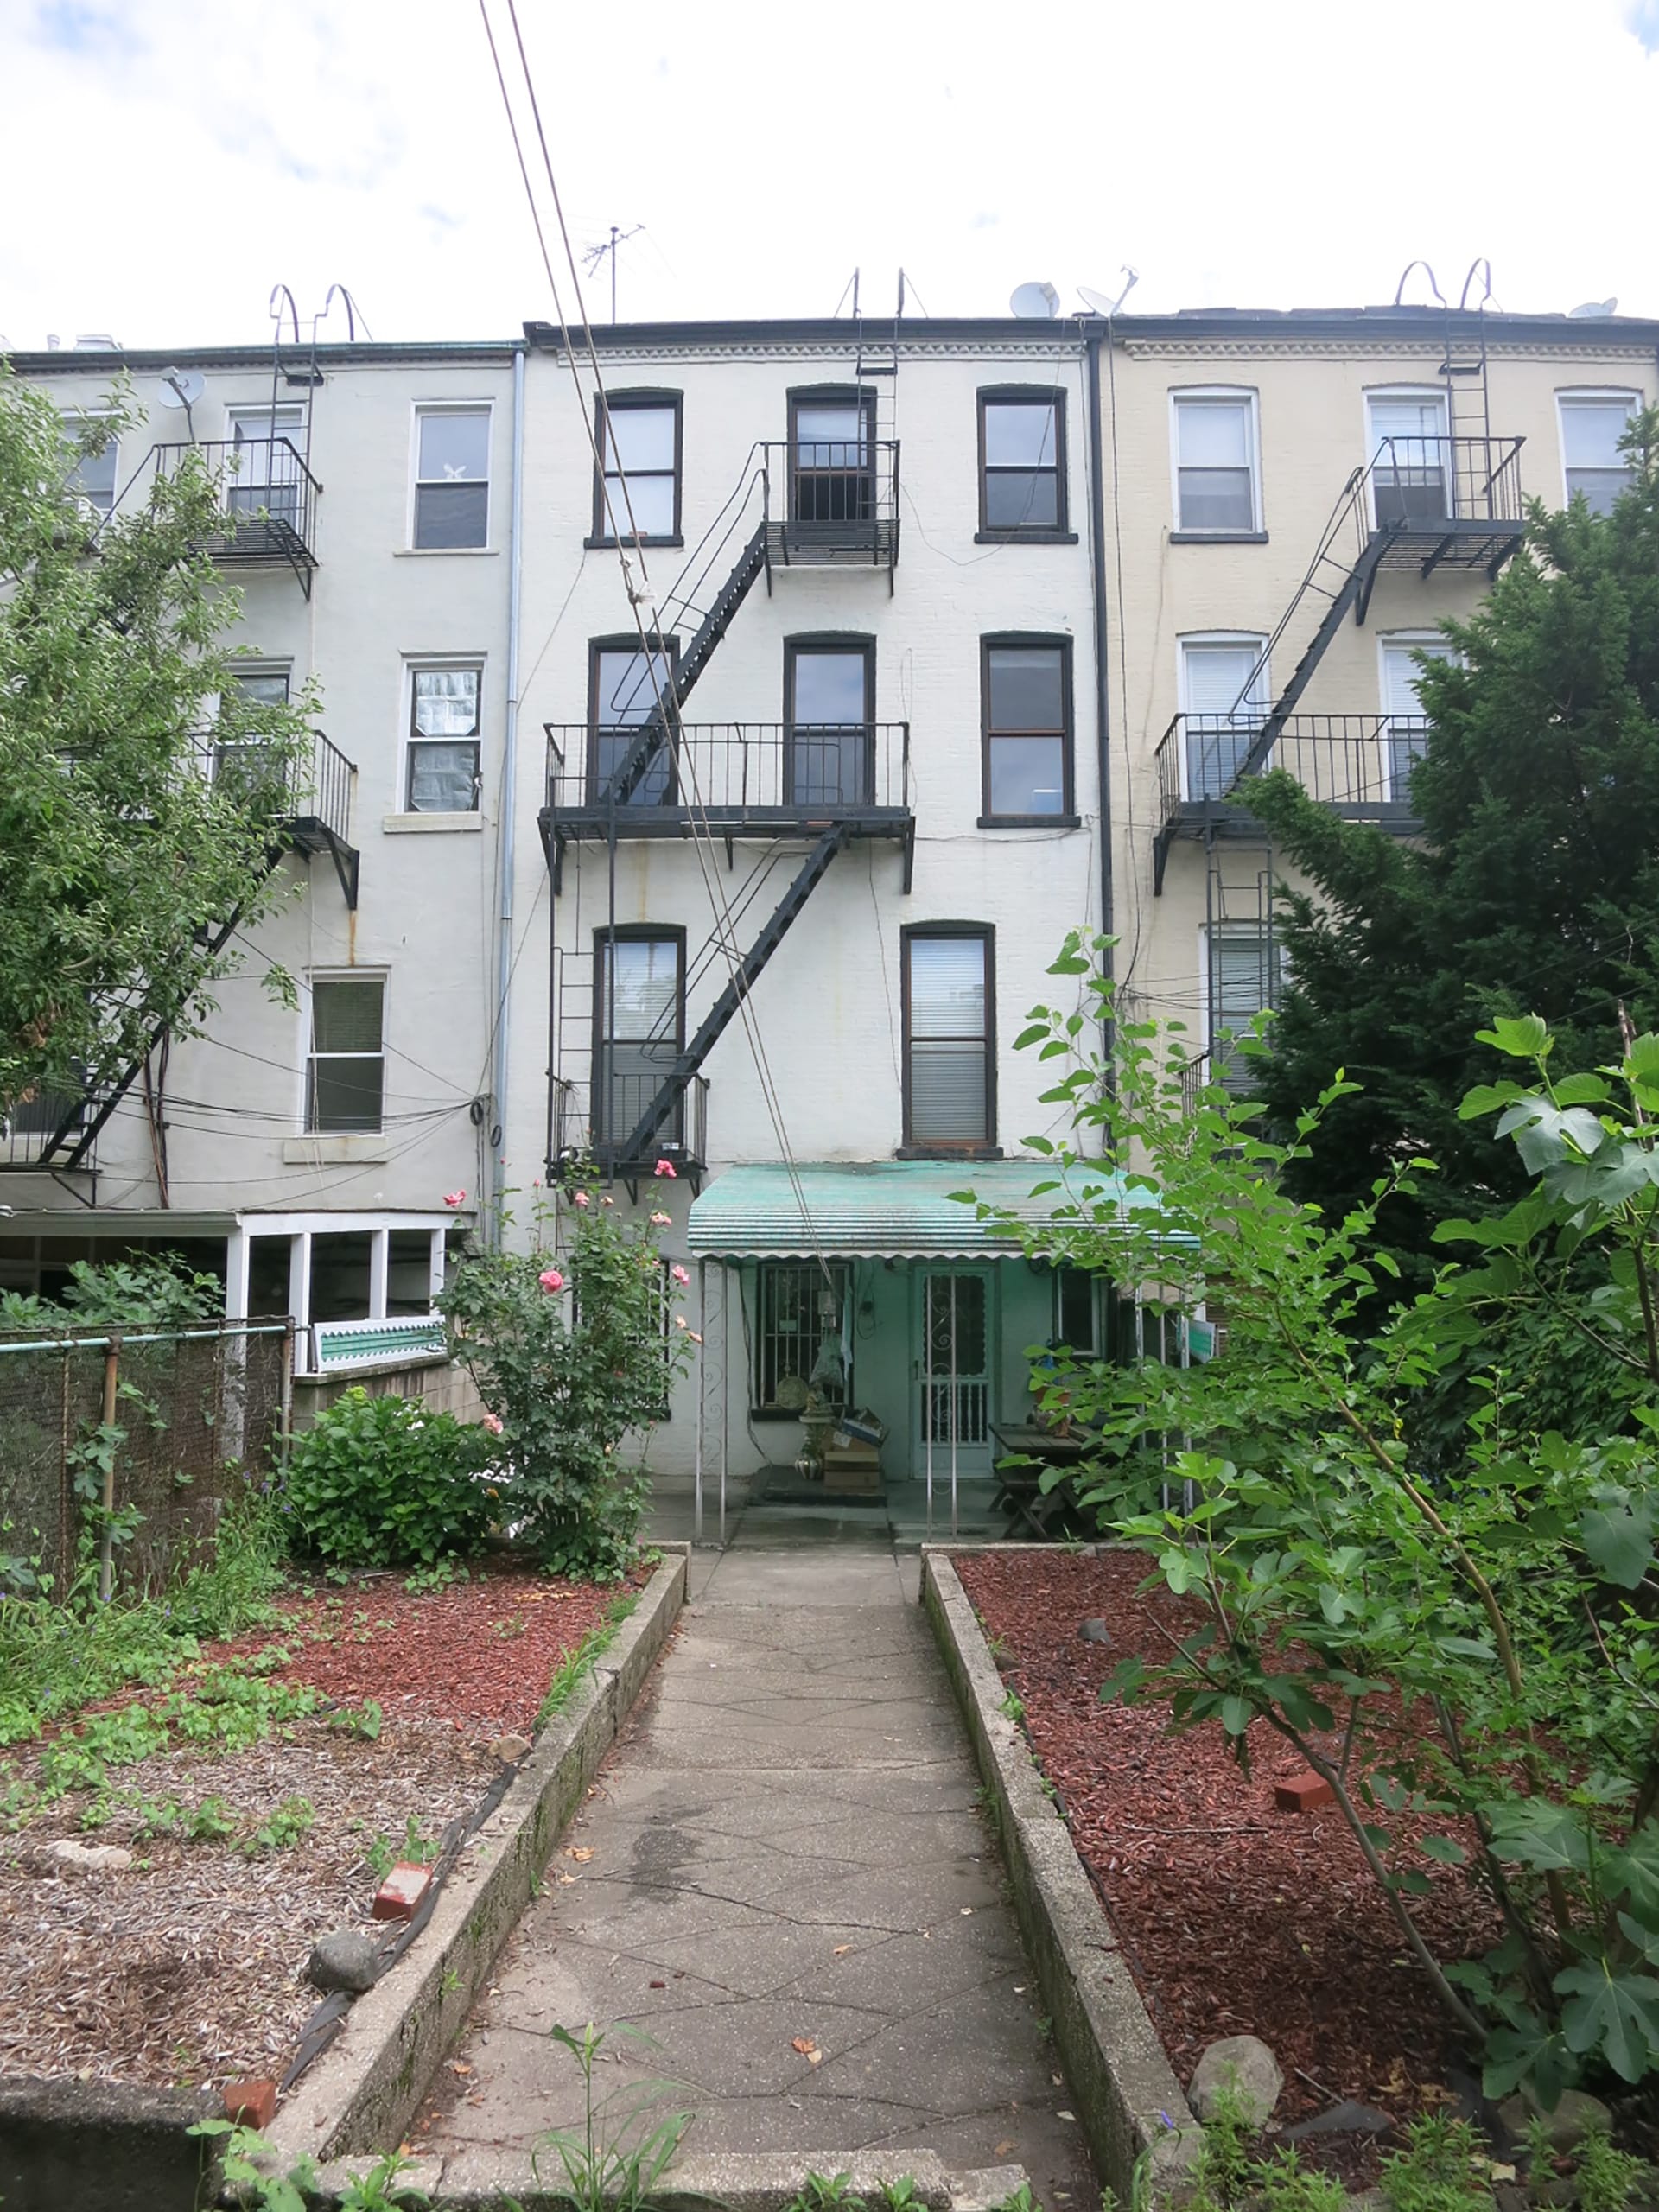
[899,922,998,1158]
[749,1258,855,1421]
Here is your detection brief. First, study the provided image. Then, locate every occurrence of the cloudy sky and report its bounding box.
[4,0,1658,353]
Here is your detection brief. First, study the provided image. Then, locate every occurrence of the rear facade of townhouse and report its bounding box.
[3,296,1653,1501]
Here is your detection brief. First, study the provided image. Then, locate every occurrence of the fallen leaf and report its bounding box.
[832,1945,852,1958]
[808,2049,823,2065]
[448,2062,474,2076]
[564,1847,594,1862]
[556,1872,577,1885]
[649,1980,666,1990]
[1058,2109,1077,2122]
[960,1907,974,1916]
[994,2139,1015,2158]
[791,2037,818,2058]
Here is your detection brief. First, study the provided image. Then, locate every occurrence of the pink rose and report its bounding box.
[481,1412,504,1435]
[601,1195,614,1207]
[538,1268,565,1293]
[653,1159,677,1179]
[649,1210,671,1227]
[572,1192,591,1208]
[671,1263,690,1286]
[674,1313,689,1329]
[442,1189,466,1207]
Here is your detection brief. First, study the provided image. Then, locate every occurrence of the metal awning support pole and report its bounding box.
[694,1258,706,1544]
[719,1262,729,1548]
[949,1275,959,1541]
[924,1273,934,1542]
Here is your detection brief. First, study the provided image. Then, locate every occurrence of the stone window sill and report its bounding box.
[382,813,484,834]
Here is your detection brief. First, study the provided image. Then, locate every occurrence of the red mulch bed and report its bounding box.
[213,1556,649,1735]
[957,1549,1499,2128]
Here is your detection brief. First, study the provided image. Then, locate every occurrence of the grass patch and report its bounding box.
[533,1590,640,1734]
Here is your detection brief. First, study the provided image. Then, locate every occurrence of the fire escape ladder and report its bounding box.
[604,521,770,809]
[617,823,849,1163]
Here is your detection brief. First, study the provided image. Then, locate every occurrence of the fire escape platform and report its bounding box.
[765,518,900,567]
[1367,517,1526,577]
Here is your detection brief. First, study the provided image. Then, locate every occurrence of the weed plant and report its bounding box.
[531,2020,690,2212]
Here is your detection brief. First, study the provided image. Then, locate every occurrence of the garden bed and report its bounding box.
[0,1560,640,2092]
[955,1548,1499,2135]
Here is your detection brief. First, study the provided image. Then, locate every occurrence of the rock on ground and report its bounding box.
[305,1929,379,1995]
[1188,2033,1284,2128]
[41,1840,134,1872]
[1497,2088,1612,2150]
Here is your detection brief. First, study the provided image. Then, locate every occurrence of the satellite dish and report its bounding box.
[1567,298,1618,319]
[1077,285,1118,317]
[1009,281,1060,320]
[157,368,205,408]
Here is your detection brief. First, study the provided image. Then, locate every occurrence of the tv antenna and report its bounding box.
[582,224,645,324]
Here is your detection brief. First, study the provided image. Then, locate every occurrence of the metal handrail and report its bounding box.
[1154,712,1432,825]
[549,1071,709,1173]
[760,439,900,533]
[545,721,912,817]
[150,436,321,562]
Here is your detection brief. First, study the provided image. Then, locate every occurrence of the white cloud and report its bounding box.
[3,0,1657,349]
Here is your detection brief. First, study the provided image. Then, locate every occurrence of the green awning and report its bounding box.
[684,1160,1169,1261]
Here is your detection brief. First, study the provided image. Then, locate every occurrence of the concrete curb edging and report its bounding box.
[265,1546,689,2170]
[919,1547,1203,2204]
[299,2148,1033,2211]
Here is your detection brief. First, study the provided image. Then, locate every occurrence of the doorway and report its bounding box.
[913,1268,994,1482]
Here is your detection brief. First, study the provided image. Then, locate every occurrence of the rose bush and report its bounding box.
[441,1184,691,1579]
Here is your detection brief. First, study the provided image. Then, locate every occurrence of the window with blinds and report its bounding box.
[905,931,993,1148]
[1207,926,1278,1092]
[1559,393,1638,514]
[306,976,385,1133]
[1173,390,1259,532]
[594,933,682,1150]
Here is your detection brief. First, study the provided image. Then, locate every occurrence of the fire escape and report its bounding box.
[1148,296,1529,1087]
[540,327,908,1192]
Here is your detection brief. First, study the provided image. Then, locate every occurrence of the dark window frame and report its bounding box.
[783,633,875,808]
[976,385,1070,540]
[590,924,687,1153]
[590,388,684,548]
[786,385,877,525]
[750,1258,855,1420]
[899,922,997,1156]
[405,664,483,813]
[586,633,681,804]
[980,633,1075,825]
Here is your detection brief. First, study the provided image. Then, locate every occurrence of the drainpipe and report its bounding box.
[1085,326,1116,1072]
[490,343,528,1247]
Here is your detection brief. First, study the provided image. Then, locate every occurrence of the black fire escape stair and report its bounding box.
[615,823,849,1171]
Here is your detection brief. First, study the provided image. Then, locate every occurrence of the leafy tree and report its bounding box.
[982,932,1659,2107]
[1247,409,1659,1282]
[0,366,315,1119]
[442,1183,694,1579]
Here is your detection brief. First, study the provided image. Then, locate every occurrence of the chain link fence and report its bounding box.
[0,1322,291,1596]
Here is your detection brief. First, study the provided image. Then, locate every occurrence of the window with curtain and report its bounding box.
[1559,394,1637,514]
[306,976,385,1133]
[982,639,1071,817]
[979,392,1065,533]
[1173,391,1258,531]
[905,931,993,1147]
[594,933,682,1151]
[594,394,681,542]
[413,408,490,548]
[407,666,481,811]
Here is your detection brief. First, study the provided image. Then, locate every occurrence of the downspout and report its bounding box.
[490,343,528,1247]
[1085,326,1116,1071]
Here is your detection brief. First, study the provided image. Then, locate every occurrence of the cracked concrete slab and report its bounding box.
[417,1530,1096,2210]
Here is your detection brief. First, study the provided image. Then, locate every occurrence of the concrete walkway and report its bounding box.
[420,1531,1097,2204]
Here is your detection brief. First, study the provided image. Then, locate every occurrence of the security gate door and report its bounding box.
[917,1270,994,1504]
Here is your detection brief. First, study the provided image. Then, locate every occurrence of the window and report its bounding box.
[982,638,1071,819]
[215,666,293,811]
[978,390,1066,534]
[413,408,490,549]
[1206,925,1278,1092]
[226,405,306,527]
[1179,635,1268,799]
[904,929,994,1150]
[1380,635,1459,800]
[1366,391,1450,526]
[305,976,385,1134]
[407,667,481,811]
[588,639,677,804]
[1053,1267,1102,1356]
[594,392,681,543]
[753,1262,853,1414]
[1172,390,1259,532]
[785,639,874,806]
[593,931,683,1153]
[1560,393,1638,514]
[62,415,118,518]
[789,390,874,524]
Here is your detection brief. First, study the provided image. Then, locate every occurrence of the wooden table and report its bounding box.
[988,1423,1096,1539]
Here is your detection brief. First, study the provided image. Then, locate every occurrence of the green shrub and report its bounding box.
[283,1389,498,1569]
